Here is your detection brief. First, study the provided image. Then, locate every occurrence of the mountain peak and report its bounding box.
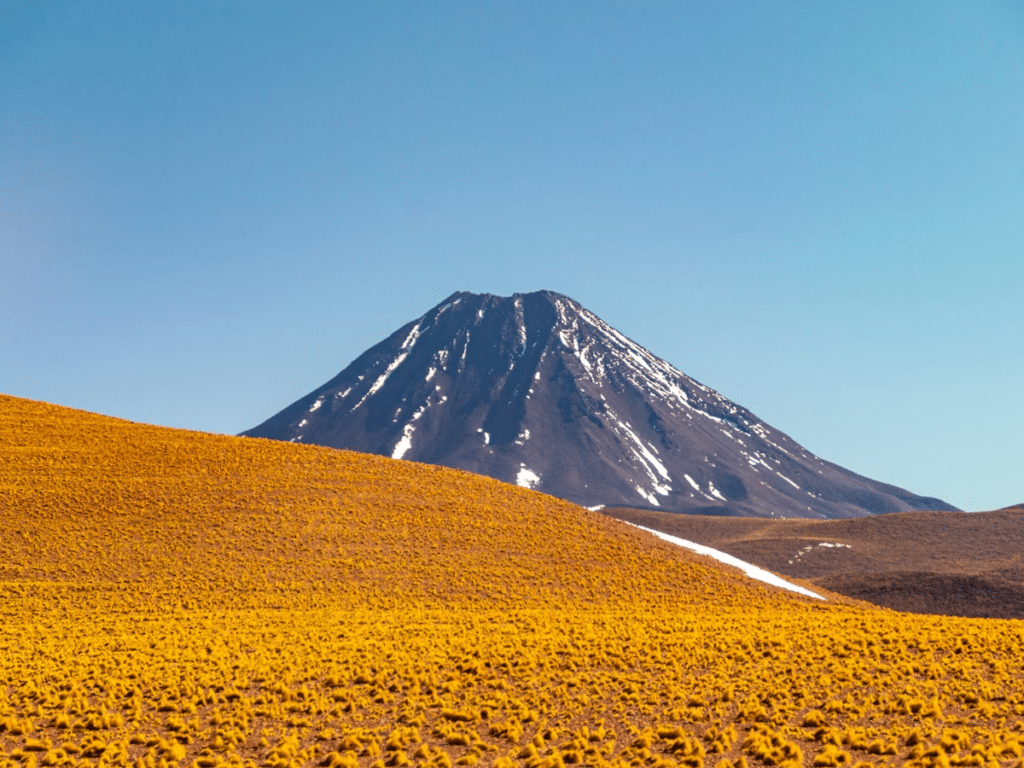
[244,291,957,519]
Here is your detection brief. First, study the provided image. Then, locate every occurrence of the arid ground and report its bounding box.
[6,393,1024,768]
[603,506,1024,619]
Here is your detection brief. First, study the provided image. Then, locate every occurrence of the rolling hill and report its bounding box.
[2,392,1023,768]
[604,506,1024,619]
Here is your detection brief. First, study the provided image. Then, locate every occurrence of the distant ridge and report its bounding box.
[244,290,957,519]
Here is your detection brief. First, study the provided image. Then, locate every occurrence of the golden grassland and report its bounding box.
[2,394,1024,768]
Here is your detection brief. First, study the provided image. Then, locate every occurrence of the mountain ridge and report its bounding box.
[244,290,957,519]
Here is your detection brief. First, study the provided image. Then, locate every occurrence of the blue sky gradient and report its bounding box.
[2,1,1022,511]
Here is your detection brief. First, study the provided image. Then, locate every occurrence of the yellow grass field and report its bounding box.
[2,394,1023,768]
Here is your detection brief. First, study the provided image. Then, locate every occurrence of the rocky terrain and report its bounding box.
[245,290,955,519]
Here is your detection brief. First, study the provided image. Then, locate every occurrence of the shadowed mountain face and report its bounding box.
[243,290,956,518]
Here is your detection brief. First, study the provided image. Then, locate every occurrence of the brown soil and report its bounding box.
[602,506,1024,619]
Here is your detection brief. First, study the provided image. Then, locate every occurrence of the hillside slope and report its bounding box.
[604,506,1024,619]
[0,394,761,612]
[3,394,1024,768]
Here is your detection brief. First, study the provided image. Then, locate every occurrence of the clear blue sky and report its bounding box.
[3,1,1022,511]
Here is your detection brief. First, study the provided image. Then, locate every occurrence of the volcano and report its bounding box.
[243,290,956,518]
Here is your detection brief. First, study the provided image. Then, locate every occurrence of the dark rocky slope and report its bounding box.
[244,290,956,518]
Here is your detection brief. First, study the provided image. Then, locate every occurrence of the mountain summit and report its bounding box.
[243,290,955,518]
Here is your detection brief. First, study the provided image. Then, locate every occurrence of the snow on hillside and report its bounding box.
[626,522,824,600]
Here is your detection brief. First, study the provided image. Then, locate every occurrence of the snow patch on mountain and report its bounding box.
[635,485,660,506]
[517,466,540,490]
[777,472,800,489]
